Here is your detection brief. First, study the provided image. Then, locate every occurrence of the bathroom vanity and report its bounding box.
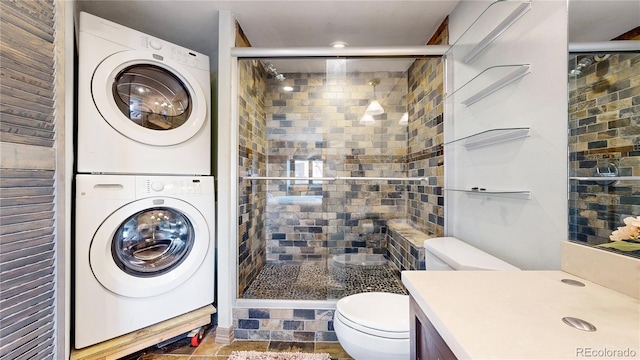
[409,295,457,360]
[402,270,640,360]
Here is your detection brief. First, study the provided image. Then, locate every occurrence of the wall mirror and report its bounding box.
[567,0,640,259]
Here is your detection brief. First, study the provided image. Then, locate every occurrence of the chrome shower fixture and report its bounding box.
[578,56,594,68]
[569,54,610,77]
[569,56,593,77]
[265,63,277,75]
[264,62,286,81]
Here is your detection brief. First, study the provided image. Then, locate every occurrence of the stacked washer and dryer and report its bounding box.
[74,12,215,349]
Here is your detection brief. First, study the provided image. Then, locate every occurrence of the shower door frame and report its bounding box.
[223,45,449,312]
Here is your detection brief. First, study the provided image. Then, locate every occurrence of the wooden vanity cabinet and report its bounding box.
[410,296,457,360]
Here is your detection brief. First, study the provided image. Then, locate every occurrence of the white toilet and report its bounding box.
[333,237,519,360]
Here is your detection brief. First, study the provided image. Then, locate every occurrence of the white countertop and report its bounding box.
[402,270,640,359]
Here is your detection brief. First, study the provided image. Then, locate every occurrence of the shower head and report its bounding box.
[569,54,610,77]
[263,63,286,81]
[569,56,594,77]
[578,56,594,68]
[265,63,277,75]
[569,68,583,77]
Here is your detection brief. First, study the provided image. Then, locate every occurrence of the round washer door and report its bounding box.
[89,197,210,298]
[92,50,208,146]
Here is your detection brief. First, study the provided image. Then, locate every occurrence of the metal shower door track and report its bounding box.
[230,45,450,58]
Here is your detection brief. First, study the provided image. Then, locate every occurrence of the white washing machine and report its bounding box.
[77,12,211,175]
[74,174,215,349]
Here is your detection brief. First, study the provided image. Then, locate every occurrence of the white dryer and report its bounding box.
[77,12,211,175]
[74,174,215,348]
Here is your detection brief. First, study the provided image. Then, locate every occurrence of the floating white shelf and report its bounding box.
[446,0,532,64]
[445,188,531,199]
[444,64,531,106]
[569,176,640,182]
[445,127,530,149]
[463,65,530,106]
[443,0,535,204]
[244,176,430,182]
[244,176,336,181]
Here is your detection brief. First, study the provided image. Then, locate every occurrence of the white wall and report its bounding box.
[445,0,568,270]
[215,10,237,338]
[61,2,75,357]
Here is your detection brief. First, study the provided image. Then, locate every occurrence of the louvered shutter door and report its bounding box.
[0,0,59,359]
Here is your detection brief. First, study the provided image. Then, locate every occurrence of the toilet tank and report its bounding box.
[424,237,520,271]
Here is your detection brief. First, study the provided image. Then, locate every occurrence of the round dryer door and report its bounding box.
[92,51,208,146]
[90,197,210,298]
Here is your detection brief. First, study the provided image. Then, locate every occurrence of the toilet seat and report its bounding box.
[335,292,409,339]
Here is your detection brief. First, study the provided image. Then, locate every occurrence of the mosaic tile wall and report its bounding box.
[568,53,640,248]
[233,307,338,342]
[263,71,410,262]
[405,20,447,238]
[406,58,445,238]
[387,220,431,271]
[238,58,268,296]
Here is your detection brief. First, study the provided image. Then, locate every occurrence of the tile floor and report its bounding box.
[120,326,353,360]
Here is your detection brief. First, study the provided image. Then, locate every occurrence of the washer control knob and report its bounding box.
[150,181,165,192]
[149,39,162,50]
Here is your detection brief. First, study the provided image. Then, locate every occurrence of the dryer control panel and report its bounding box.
[139,35,203,69]
[79,12,209,72]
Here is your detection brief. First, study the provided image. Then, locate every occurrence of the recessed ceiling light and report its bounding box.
[283,86,294,92]
[330,41,348,48]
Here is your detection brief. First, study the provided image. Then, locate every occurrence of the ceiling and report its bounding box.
[75,0,457,59]
[77,0,639,62]
[568,0,639,42]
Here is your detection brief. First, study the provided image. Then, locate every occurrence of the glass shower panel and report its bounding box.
[238,57,418,300]
[568,51,640,259]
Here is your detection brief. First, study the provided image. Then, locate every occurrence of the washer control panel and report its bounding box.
[150,181,165,192]
[137,176,212,197]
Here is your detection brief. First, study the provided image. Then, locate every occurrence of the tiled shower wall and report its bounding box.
[260,55,448,262]
[236,59,446,292]
[406,21,447,237]
[568,53,640,246]
[238,59,268,297]
[406,58,445,237]
[263,71,409,262]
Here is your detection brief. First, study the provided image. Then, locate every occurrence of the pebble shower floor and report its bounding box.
[243,261,407,300]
